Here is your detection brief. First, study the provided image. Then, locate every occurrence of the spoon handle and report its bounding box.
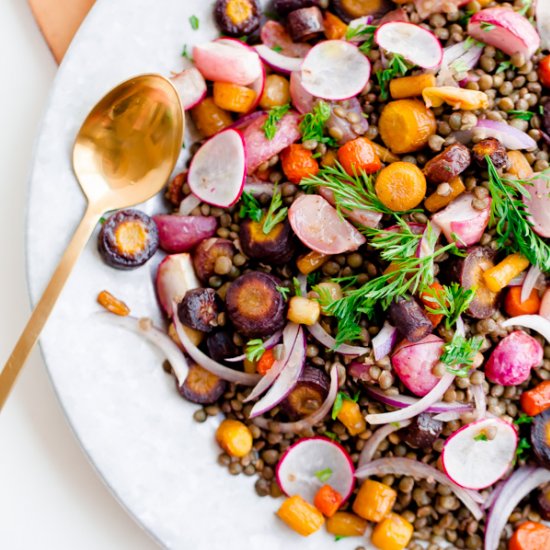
[0,204,102,410]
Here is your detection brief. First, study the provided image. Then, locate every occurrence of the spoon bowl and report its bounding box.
[0,73,184,410]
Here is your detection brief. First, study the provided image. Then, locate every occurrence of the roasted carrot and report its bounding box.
[337,137,382,176]
[483,254,530,293]
[215,419,253,458]
[213,81,257,113]
[257,348,276,375]
[326,512,368,537]
[277,495,325,536]
[509,521,550,550]
[374,162,427,211]
[353,479,397,522]
[313,484,343,517]
[420,282,445,327]
[280,144,320,183]
[424,176,466,213]
[371,512,414,550]
[521,381,550,416]
[504,286,541,317]
[323,12,347,40]
[390,74,437,99]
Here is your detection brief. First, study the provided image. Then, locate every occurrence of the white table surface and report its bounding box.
[0,2,158,548]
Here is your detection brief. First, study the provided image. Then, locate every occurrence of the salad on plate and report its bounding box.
[95,0,550,548]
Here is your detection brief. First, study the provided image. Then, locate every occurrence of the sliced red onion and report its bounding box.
[348,361,372,381]
[228,110,266,132]
[372,321,398,361]
[364,385,472,414]
[178,193,201,215]
[475,119,537,151]
[366,373,456,424]
[357,420,411,468]
[249,326,306,417]
[243,179,275,196]
[252,366,338,434]
[225,329,283,363]
[471,383,487,420]
[433,411,462,422]
[307,322,368,356]
[172,304,260,386]
[485,466,550,550]
[244,324,300,403]
[521,265,541,304]
[502,314,550,344]
[98,313,189,386]
[355,457,483,520]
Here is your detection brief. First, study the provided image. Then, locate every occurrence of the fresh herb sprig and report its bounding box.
[314,468,333,482]
[299,101,337,147]
[514,413,534,425]
[422,282,476,330]
[245,339,265,362]
[496,60,513,74]
[364,218,423,261]
[376,54,410,101]
[238,191,263,222]
[440,333,483,377]
[480,22,496,32]
[301,162,405,218]
[276,285,291,300]
[486,156,550,271]
[345,22,377,54]
[516,437,532,461]
[262,104,291,140]
[262,185,288,234]
[507,110,535,121]
[331,391,359,420]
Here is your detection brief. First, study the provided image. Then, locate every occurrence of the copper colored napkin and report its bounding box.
[29,0,95,63]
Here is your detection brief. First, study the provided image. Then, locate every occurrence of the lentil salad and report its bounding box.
[97,0,550,548]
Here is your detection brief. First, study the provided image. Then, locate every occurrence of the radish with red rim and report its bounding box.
[254,44,304,74]
[300,40,371,101]
[260,20,311,58]
[441,418,517,490]
[155,253,199,317]
[375,22,443,70]
[275,436,355,504]
[152,214,217,253]
[289,71,314,114]
[170,68,207,110]
[188,129,246,207]
[524,176,550,238]
[538,0,550,51]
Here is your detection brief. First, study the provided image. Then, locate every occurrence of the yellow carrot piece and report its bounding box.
[390,74,437,99]
[287,296,321,326]
[424,176,466,213]
[277,495,325,536]
[337,399,366,436]
[371,512,414,550]
[483,253,530,293]
[297,250,329,275]
[213,81,257,113]
[326,512,368,537]
[353,479,397,522]
[507,151,534,180]
[215,419,253,458]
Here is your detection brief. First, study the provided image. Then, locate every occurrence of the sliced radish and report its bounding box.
[260,21,312,58]
[170,68,207,110]
[300,40,371,101]
[524,176,550,238]
[441,418,518,490]
[187,129,246,207]
[215,38,266,111]
[375,22,443,69]
[276,437,355,503]
[242,111,301,175]
[432,193,491,247]
[153,215,217,253]
[155,253,199,317]
[289,71,314,115]
[537,0,550,50]
[317,187,383,229]
[254,44,304,74]
[288,194,366,255]
[193,42,262,86]
[249,326,306,418]
[467,8,541,59]
[541,290,550,320]
[178,193,201,215]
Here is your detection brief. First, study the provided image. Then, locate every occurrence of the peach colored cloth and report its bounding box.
[29,0,95,63]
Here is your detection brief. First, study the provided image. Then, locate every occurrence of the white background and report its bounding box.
[0,1,157,548]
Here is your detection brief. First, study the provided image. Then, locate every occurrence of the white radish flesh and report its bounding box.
[524,176,550,238]
[301,40,371,101]
[187,129,246,207]
[441,418,517,490]
[170,68,207,110]
[254,44,304,74]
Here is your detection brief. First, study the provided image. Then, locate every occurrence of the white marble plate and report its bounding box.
[25,1,374,548]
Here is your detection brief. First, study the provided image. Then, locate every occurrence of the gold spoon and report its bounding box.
[0,74,184,410]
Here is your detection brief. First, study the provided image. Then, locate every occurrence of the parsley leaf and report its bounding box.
[346,22,377,54]
[189,15,199,30]
[292,277,303,297]
[239,191,263,222]
[271,45,283,53]
[324,431,338,441]
[474,433,488,441]
[331,391,359,420]
[299,100,337,146]
[335,536,348,542]
[514,413,534,425]
[516,437,532,461]
[507,110,535,121]
[496,60,513,74]
[307,272,320,286]
[263,184,288,234]
[181,44,192,60]
[314,468,333,482]
[480,22,496,32]
[276,285,291,300]
[245,339,265,362]
[262,104,291,140]
[375,54,410,101]
[440,333,484,377]
[422,282,476,330]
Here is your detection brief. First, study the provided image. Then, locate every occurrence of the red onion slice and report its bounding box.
[366,373,456,424]
[178,193,201,215]
[307,323,368,356]
[172,304,260,386]
[520,265,541,303]
[355,457,483,520]
[244,324,300,403]
[348,361,372,381]
[471,383,487,419]
[433,411,462,422]
[502,314,550,344]
[98,313,189,386]
[475,119,537,151]
[252,366,338,434]
[225,329,283,363]
[372,321,398,361]
[485,466,550,550]
[249,326,306,418]
[357,420,411,468]
[364,386,472,414]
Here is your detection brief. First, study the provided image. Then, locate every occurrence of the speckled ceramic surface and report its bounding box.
[25,1,374,548]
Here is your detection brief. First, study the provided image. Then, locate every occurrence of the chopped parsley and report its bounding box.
[480,22,496,32]
[181,44,191,60]
[262,104,291,140]
[516,437,532,461]
[299,100,337,147]
[189,15,199,30]
[474,433,488,442]
[496,60,513,74]
[238,191,263,222]
[271,45,283,53]
[375,54,410,101]
[262,184,288,234]
[314,468,333,482]
[276,285,291,300]
[307,272,320,286]
[507,110,535,121]
[345,22,377,54]
[323,431,339,441]
[292,277,303,297]
[440,333,484,377]
[513,413,534,425]
[331,391,359,420]
[245,339,265,362]
[335,536,348,542]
